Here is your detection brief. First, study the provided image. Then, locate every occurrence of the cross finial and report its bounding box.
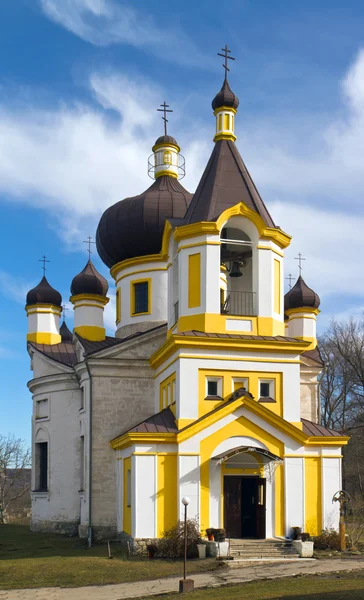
[217,44,235,80]
[83,236,96,258]
[157,101,173,136]
[62,304,68,321]
[285,273,294,289]
[39,255,50,275]
[295,252,306,275]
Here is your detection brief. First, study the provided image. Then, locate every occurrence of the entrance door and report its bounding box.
[224,476,266,539]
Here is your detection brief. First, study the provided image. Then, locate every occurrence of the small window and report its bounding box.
[259,380,275,402]
[116,288,121,323]
[164,150,172,164]
[260,382,270,397]
[35,441,48,491]
[133,281,149,315]
[205,377,223,399]
[127,469,131,507]
[36,399,48,420]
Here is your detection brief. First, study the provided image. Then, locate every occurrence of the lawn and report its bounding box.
[142,571,364,600]
[0,525,220,590]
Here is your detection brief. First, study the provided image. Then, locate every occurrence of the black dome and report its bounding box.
[212,79,239,111]
[153,135,179,147]
[71,260,108,297]
[60,321,73,342]
[96,176,193,268]
[26,276,62,307]
[284,276,320,312]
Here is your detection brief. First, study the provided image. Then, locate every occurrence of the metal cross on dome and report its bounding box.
[285,273,294,289]
[83,236,96,257]
[217,44,235,79]
[157,101,173,136]
[39,255,50,275]
[295,252,306,275]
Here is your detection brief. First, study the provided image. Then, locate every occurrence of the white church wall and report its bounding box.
[178,455,200,522]
[134,455,157,538]
[284,457,304,537]
[322,456,341,530]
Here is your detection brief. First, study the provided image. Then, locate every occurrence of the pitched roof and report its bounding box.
[184,139,275,227]
[29,341,78,367]
[119,406,178,435]
[177,330,306,343]
[301,418,344,437]
[77,323,166,356]
[302,348,324,367]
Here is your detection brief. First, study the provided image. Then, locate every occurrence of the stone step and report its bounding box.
[231,551,299,557]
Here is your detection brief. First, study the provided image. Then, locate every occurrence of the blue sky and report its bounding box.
[2,0,364,445]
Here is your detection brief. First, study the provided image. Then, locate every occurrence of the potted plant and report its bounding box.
[206,528,215,541]
[197,542,207,559]
[301,532,310,542]
[146,543,158,559]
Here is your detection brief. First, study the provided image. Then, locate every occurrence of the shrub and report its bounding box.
[314,528,341,550]
[157,519,202,559]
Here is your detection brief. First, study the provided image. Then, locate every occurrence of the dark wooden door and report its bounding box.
[224,476,242,538]
[257,478,266,539]
[241,477,257,537]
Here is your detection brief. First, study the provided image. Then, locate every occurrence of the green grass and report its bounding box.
[142,571,364,600]
[0,525,220,590]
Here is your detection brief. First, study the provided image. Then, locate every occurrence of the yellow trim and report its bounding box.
[286,307,320,316]
[304,457,321,535]
[213,106,238,116]
[174,222,219,242]
[123,457,131,534]
[116,288,121,324]
[178,241,220,253]
[175,313,286,337]
[27,332,62,344]
[257,245,284,258]
[150,331,310,371]
[26,304,61,315]
[175,418,195,429]
[130,278,152,317]
[70,294,109,306]
[214,132,237,142]
[116,267,167,284]
[288,314,317,322]
[155,170,178,179]
[188,253,201,308]
[274,259,281,315]
[152,142,180,153]
[74,325,106,341]
[157,454,177,536]
[72,302,109,309]
[111,432,176,451]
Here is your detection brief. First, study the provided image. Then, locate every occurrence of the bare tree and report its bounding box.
[0,434,31,524]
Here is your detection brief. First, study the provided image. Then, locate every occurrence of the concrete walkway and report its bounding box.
[1,557,364,600]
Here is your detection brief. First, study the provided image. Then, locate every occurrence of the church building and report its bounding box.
[26,51,348,543]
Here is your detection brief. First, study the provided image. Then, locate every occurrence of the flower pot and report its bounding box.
[197,544,206,559]
[207,534,214,541]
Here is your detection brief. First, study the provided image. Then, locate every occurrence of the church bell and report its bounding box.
[229,261,243,277]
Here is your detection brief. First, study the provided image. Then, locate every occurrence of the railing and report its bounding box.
[221,291,257,317]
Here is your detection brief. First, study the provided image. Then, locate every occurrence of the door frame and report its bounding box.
[223,475,266,539]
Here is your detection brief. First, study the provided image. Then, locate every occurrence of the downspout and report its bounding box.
[85,359,93,548]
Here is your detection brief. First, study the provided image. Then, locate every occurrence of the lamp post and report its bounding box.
[179,496,194,593]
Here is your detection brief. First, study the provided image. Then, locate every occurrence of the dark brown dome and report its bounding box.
[284,276,320,312]
[96,176,193,268]
[71,260,108,297]
[212,79,239,111]
[26,276,62,307]
[60,321,73,342]
[154,135,178,147]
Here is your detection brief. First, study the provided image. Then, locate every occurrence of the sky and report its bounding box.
[2,0,364,445]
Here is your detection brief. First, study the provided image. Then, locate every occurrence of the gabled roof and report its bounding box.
[301,348,324,367]
[77,323,166,357]
[120,406,178,435]
[177,330,306,343]
[184,139,275,227]
[28,341,78,367]
[301,418,342,437]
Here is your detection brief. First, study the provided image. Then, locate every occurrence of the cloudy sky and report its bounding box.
[2,0,364,443]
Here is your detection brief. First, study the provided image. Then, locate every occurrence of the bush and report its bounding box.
[157,519,202,559]
[314,528,341,550]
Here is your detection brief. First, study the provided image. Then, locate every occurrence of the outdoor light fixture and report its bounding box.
[179,496,194,593]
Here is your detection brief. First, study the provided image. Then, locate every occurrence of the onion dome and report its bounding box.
[26,276,62,307]
[153,135,179,148]
[96,177,192,268]
[212,79,239,111]
[284,276,320,312]
[71,259,108,297]
[60,321,73,342]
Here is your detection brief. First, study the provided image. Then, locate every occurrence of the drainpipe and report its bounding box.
[85,360,93,548]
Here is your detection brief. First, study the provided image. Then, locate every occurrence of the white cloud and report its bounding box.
[0,271,35,304]
[39,0,212,68]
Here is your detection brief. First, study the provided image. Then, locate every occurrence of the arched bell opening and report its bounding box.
[220,220,256,316]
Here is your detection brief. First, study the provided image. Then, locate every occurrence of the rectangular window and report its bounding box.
[160,373,176,410]
[80,436,85,491]
[233,379,248,393]
[36,399,48,419]
[218,114,222,130]
[188,253,201,308]
[116,288,121,323]
[36,442,48,491]
[259,380,274,399]
[133,281,149,315]
[224,113,230,130]
[127,469,131,507]
[205,376,223,399]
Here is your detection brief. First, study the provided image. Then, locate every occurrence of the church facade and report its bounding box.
[26,61,348,542]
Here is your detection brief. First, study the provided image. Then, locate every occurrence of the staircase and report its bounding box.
[227,538,300,560]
